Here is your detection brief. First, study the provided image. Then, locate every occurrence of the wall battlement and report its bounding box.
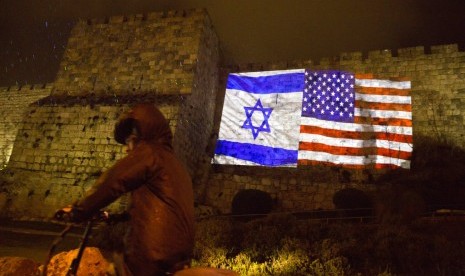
[228,43,463,71]
[0,83,53,93]
[82,9,205,26]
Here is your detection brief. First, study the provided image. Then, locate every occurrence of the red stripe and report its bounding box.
[353,116,412,127]
[300,125,412,144]
[356,86,410,97]
[355,100,412,112]
[298,142,412,160]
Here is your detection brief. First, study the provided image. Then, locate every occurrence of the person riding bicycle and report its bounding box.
[57,103,195,276]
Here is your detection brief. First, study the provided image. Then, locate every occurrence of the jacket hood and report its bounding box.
[114,103,173,147]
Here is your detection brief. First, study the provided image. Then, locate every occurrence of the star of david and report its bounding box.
[242,99,273,139]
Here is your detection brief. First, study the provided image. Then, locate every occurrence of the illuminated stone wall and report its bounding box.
[1,7,464,218]
[0,9,219,219]
[53,10,205,96]
[0,84,53,170]
[205,44,465,213]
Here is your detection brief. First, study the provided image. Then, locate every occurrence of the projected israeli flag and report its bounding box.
[213,69,305,167]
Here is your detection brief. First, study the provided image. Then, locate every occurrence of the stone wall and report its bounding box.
[1,7,464,218]
[204,44,465,213]
[0,84,53,169]
[0,8,219,219]
[53,9,205,96]
[1,100,180,218]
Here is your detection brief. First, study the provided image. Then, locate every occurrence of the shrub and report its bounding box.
[192,215,465,275]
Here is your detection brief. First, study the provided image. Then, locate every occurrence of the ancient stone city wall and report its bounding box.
[0,7,464,218]
[0,9,219,219]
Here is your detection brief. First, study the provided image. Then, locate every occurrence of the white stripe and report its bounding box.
[230,69,305,77]
[298,150,411,168]
[354,108,412,120]
[355,79,411,89]
[355,93,411,104]
[300,117,413,135]
[299,133,413,152]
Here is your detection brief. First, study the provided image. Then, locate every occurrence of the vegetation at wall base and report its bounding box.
[189,215,465,275]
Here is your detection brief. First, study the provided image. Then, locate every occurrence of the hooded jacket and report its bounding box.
[75,104,195,275]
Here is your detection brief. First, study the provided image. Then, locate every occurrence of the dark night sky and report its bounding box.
[1,0,465,87]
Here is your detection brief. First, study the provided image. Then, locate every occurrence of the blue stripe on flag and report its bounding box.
[214,140,298,166]
[226,73,305,94]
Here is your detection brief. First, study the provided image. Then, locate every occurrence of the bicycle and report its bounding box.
[47,209,237,276]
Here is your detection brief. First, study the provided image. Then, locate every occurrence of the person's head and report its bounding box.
[114,104,173,151]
